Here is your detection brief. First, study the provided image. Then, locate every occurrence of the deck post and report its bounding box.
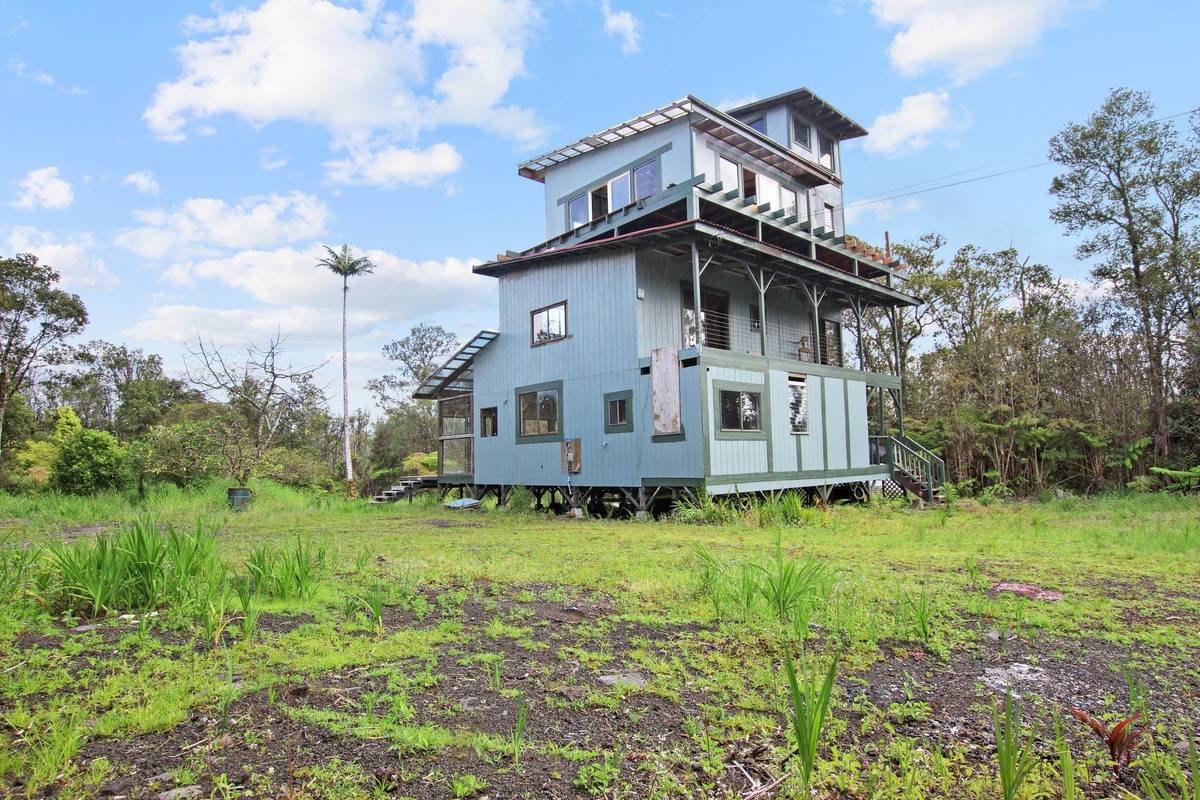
[890,306,905,436]
[690,242,703,347]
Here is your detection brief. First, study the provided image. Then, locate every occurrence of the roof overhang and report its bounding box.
[411,330,498,400]
[473,222,919,308]
[516,94,841,187]
[726,87,869,141]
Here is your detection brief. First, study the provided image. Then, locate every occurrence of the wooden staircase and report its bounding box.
[872,435,947,503]
[369,475,439,504]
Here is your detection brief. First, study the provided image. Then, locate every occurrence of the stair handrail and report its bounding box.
[893,434,946,495]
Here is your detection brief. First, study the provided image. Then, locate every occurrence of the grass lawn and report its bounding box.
[1,484,1197,799]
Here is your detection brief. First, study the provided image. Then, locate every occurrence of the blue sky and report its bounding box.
[3,0,1197,410]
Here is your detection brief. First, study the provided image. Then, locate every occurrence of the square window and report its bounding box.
[788,377,808,434]
[633,160,659,200]
[609,172,631,209]
[531,301,567,345]
[568,194,588,229]
[604,391,633,433]
[780,187,798,217]
[719,390,761,432]
[518,387,559,437]
[480,407,498,437]
[747,115,767,135]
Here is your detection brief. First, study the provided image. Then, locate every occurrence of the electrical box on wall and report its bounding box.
[561,438,582,474]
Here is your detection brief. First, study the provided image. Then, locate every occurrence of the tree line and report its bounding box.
[858,89,1199,496]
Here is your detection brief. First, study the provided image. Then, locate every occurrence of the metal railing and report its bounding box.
[683,308,846,366]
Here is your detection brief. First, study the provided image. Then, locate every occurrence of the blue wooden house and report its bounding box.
[412,87,945,513]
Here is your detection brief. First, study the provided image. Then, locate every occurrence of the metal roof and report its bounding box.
[518,97,692,182]
[726,87,869,140]
[516,91,846,186]
[411,329,498,400]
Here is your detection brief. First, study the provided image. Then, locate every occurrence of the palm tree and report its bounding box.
[316,244,376,497]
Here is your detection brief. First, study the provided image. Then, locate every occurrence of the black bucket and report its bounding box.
[227,487,253,511]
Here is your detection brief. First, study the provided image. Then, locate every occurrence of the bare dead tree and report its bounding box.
[184,332,324,485]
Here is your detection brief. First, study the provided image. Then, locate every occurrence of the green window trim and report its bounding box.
[603,390,633,434]
[514,380,564,444]
[711,379,770,442]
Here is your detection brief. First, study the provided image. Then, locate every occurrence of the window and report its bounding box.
[757,173,780,210]
[780,186,798,217]
[608,397,627,427]
[742,167,758,200]
[531,301,567,345]
[819,136,835,171]
[749,303,761,332]
[821,318,843,367]
[718,156,739,193]
[480,407,498,437]
[568,194,588,229]
[633,160,659,200]
[719,390,761,432]
[792,114,812,150]
[824,203,836,232]
[591,184,608,219]
[788,376,809,434]
[519,388,559,436]
[747,115,767,135]
[608,172,631,210]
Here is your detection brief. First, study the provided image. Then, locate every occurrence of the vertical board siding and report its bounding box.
[847,380,870,468]
[769,370,798,471]
[822,377,847,471]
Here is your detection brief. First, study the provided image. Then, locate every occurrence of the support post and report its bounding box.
[849,297,865,370]
[757,272,768,356]
[890,306,905,436]
[690,242,703,348]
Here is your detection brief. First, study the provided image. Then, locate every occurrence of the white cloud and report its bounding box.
[144,0,543,185]
[259,146,288,171]
[863,90,953,156]
[12,166,74,210]
[7,226,118,289]
[123,170,160,195]
[128,244,493,345]
[324,142,463,188]
[8,57,85,94]
[843,197,922,227]
[115,191,330,259]
[869,0,1075,85]
[600,0,640,55]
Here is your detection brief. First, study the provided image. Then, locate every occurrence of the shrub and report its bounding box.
[257,447,333,490]
[142,422,221,487]
[50,429,126,494]
[402,451,438,475]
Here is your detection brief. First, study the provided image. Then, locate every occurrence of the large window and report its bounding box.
[747,115,767,135]
[480,407,498,437]
[608,172,631,209]
[633,160,659,200]
[780,186,798,217]
[531,301,567,345]
[591,184,608,219]
[719,390,762,432]
[439,395,471,436]
[788,376,809,434]
[757,173,779,210]
[819,136,835,171]
[719,156,739,193]
[792,113,812,150]
[519,388,559,436]
[824,203,836,232]
[568,194,589,229]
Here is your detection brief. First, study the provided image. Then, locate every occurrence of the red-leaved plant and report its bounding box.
[1068,707,1145,777]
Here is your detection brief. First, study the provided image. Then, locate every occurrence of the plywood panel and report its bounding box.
[651,347,681,435]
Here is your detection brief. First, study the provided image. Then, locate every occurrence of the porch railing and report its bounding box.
[869,434,946,500]
[683,308,846,366]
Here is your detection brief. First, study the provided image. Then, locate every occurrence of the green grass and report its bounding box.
[0,482,1197,797]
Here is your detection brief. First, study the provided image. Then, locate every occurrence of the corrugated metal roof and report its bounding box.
[411,329,498,400]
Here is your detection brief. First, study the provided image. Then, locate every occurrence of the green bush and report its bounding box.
[257,447,333,490]
[50,429,127,494]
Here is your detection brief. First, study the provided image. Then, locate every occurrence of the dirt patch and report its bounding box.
[256,612,315,636]
[57,523,111,541]
[424,517,483,529]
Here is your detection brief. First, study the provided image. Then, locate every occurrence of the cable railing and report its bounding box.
[683,308,846,366]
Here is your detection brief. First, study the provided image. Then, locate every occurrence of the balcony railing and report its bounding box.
[683,308,846,367]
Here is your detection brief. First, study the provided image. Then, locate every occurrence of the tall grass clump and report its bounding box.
[783,651,839,790]
[673,491,740,525]
[246,537,325,599]
[45,515,221,618]
[993,692,1038,800]
[756,536,830,621]
[693,537,829,631]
